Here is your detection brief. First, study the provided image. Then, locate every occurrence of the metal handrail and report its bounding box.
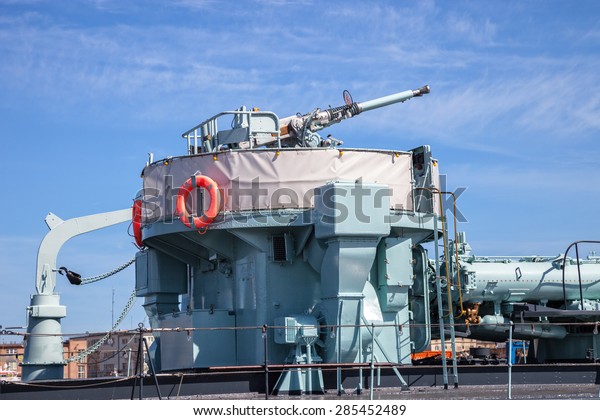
[182,110,281,154]
[414,186,460,388]
[442,191,466,318]
[414,188,466,317]
[561,240,600,309]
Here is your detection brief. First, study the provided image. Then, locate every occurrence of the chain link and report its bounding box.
[65,289,137,363]
[79,257,136,285]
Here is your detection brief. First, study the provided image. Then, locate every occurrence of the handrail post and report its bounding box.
[337,303,343,396]
[432,214,449,389]
[369,323,375,400]
[508,321,513,400]
[143,336,162,400]
[575,243,584,308]
[262,325,269,400]
[357,301,363,395]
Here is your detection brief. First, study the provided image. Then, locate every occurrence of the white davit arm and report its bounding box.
[35,208,132,294]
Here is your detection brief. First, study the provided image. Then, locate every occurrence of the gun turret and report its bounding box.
[278,85,430,147]
[182,85,430,153]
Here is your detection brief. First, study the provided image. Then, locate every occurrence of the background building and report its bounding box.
[63,332,153,379]
[2,332,153,381]
[0,341,23,381]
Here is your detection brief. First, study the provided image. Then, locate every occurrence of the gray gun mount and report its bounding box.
[182,85,430,154]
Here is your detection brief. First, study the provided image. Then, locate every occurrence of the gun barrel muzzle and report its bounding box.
[357,85,430,113]
[413,85,430,96]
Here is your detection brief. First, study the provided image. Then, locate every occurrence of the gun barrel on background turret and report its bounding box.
[358,85,430,113]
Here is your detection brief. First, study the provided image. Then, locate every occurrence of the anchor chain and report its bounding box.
[80,257,135,285]
[57,257,136,286]
[65,288,137,363]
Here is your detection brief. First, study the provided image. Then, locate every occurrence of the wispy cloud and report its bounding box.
[356,61,600,153]
[254,0,313,5]
[172,0,220,9]
[445,14,498,46]
[579,27,600,44]
[445,162,600,193]
[2,0,596,135]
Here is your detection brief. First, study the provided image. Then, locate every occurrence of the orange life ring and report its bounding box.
[132,199,143,247]
[176,175,222,229]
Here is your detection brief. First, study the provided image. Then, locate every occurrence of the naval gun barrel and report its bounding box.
[279,85,430,147]
[357,85,430,113]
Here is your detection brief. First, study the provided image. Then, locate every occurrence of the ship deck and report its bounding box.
[2,363,599,400]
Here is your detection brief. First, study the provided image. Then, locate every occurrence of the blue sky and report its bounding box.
[1,0,599,337]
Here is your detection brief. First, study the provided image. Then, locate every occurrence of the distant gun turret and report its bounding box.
[277,85,430,148]
[182,85,430,153]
